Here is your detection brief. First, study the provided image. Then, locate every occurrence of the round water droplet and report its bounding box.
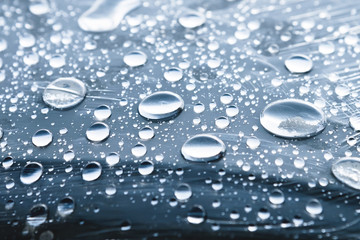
[305,199,323,215]
[269,189,285,205]
[2,156,13,169]
[257,208,270,220]
[294,157,305,169]
[123,51,147,67]
[86,122,110,142]
[43,77,87,109]
[318,42,335,55]
[164,67,183,82]
[225,105,239,117]
[178,10,205,29]
[82,162,102,181]
[106,152,120,166]
[187,205,206,224]
[131,143,147,157]
[105,185,117,196]
[181,134,226,162]
[32,129,53,147]
[29,0,50,15]
[174,183,192,201]
[285,55,313,73]
[26,204,48,227]
[19,33,36,48]
[246,137,260,150]
[94,105,111,121]
[49,55,65,68]
[63,150,75,162]
[138,91,184,121]
[215,116,230,129]
[138,126,154,140]
[349,116,360,131]
[138,160,154,175]
[57,197,75,217]
[260,99,326,138]
[332,157,360,190]
[20,162,43,185]
[23,52,39,66]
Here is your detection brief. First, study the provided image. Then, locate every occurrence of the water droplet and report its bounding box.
[178,10,205,29]
[26,204,48,227]
[20,162,43,185]
[23,52,39,66]
[269,189,285,205]
[349,116,360,131]
[174,183,192,201]
[215,116,230,129]
[94,105,111,121]
[181,134,226,162]
[220,93,233,104]
[332,157,360,190]
[294,157,305,169]
[0,38,8,52]
[305,199,323,215]
[106,152,120,166]
[335,84,350,97]
[43,77,87,109]
[32,129,53,147]
[105,185,117,196]
[257,208,270,220]
[82,162,102,181]
[123,51,147,67]
[29,0,50,15]
[57,197,75,217]
[138,126,154,140]
[284,55,313,73]
[19,33,36,48]
[131,143,147,157]
[78,0,140,32]
[138,91,184,121]
[138,160,154,175]
[49,55,65,68]
[2,156,13,169]
[319,42,335,55]
[260,99,326,138]
[164,67,183,82]
[225,105,239,117]
[246,137,260,150]
[187,205,206,224]
[86,122,110,142]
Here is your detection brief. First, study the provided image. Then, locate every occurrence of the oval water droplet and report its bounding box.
[32,129,53,147]
[106,152,120,166]
[285,55,313,73]
[138,160,154,175]
[260,99,326,138]
[82,162,102,181]
[305,199,323,215]
[174,183,192,201]
[57,197,75,217]
[49,55,65,68]
[26,204,48,227]
[178,10,206,29]
[20,162,43,185]
[138,126,155,140]
[43,77,87,109]
[269,189,285,205]
[2,156,13,169]
[29,0,50,15]
[215,116,230,129]
[138,91,184,121]
[123,51,147,67]
[332,157,360,190]
[187,205,206,224]
[164,67,183,82]
[181,134,226,162]
[131,143,147,157]
[94,105,111,121]
[86,122,110,142]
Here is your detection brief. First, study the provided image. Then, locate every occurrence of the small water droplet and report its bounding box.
[187,205,206,224]
[57,197,75,217]
[164,67,183,82]
[94,105,111,121]
[82,162,102,181]
[49,55,65,68]
[260,99,326,138]
[138,91,184,121]
[29,0,50,15]
[305,199,323,215]
[285,55,313,73]
[20,162,43,185]
[174,183,192,201]
[63,150,75,162]
[106,152,120,166]
[138,160,154,175]
[2,156,13,169]
[246,137,260,150]
[138,126,154,140]
[269,189,285,205]
[181,134,226,162]
[123,51,147,67]
[215,116,230,129]
[86,122,110,142]
[178,10,205,29]
[32,129,53,147]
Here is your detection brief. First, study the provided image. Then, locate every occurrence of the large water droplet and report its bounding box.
[26,204,48,227]
[43,77,87,109]
[82,162,102,181]
[94,105,111,121]
[123,51,147,67]
[181,134,226,162]
[86,122,110,142]
[57,197,75,217]
[32,129,53,147]
[332,157,360,190]
[187,205,206,224]
[174,183,192,201]
[260,99,326,138]
[20,162,43,185]
[78,0,140,32]
[305,199,323,215]
[178,10,205,29]
[284,55,313,73]
[138,160,154,175]
[138,91,184,121]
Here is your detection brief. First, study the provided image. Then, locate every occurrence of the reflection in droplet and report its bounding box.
[43,77,87,109]
[178,10,205,29]
[285,55,313,73]
[94,105,112,121]
[305,199,323,215]
[187,205,206,224]
[123,51,147,67]
[78,0,140,32]
[332,157,360,190]
[138,126,154,140]
[164,67,183,82]
[82,162,102,181]
[181,134,226,162]
[32,129,53,147]
[86,122,110,142]
[2,156,13,169]
[260,99,326,138]
[269,189,285,205]
[20,162,43,185]
[174,183,192,201]
[138,160,154,175]
[26,204,48,227]
[138,91,184,121]
[57,197,75,217]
